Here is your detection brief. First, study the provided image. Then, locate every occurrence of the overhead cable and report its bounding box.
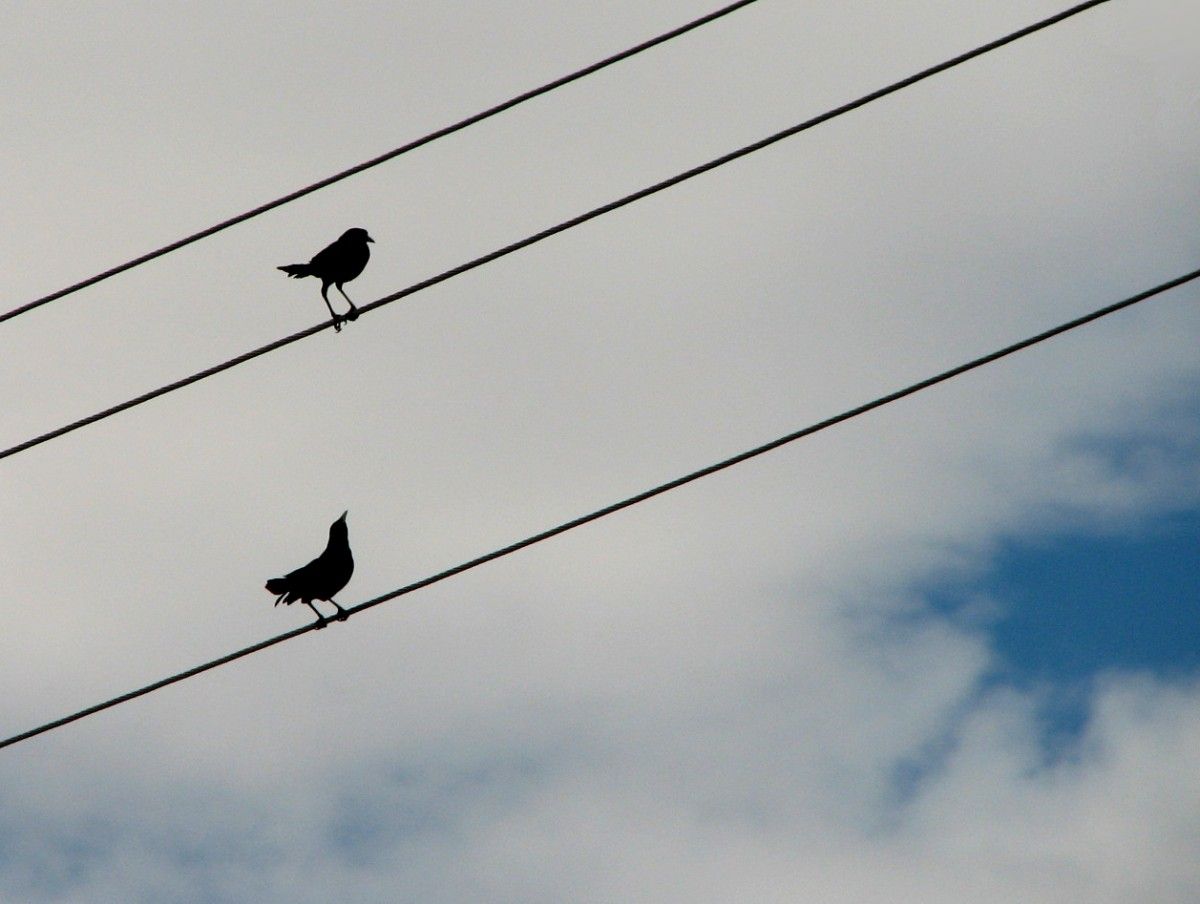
[2,262,1195,752]
[0,0,764,325]
[0,0,1115,464]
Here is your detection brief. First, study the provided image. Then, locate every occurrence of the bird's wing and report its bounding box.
[281,553,326,587]
[307,239,347,274]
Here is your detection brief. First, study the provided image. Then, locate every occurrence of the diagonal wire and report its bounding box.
[0,0,1115,464]
[1,0,764,326]
[2,263,1196,752]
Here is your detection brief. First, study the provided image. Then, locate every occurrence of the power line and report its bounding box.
[1,0,764,326]
[2,264,1196,752]
[0,0,1115,464]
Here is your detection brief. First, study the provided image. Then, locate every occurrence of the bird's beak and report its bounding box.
[365,235,374,243]
[339,510,348,521]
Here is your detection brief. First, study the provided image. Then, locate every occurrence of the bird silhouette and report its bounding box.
[265,512,355,629]
[278,228,373,331]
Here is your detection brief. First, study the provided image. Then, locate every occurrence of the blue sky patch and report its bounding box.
[967,509,1200,683]
[921,507,1200,758]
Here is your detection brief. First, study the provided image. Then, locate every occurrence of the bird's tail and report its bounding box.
[265,577,290,604]
[278,264,312,279]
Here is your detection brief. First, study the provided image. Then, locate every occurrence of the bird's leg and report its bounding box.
[304,600,328,629]
[336,285,359,322]
[329,600,350,622]
[321,285,343,332]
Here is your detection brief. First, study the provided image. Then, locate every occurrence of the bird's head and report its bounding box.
[330,510,349,537]
[342,228,374,244]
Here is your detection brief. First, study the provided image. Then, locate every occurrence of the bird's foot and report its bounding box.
[331,603,350,622]
[312,616,329,630]
[344,306,359,323]
[331,317,343,333]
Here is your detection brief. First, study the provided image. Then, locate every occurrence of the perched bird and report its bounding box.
[265,512,355,628]
[278,228,374,331]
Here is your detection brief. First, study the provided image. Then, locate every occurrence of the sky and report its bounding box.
[2,0,1198,901]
